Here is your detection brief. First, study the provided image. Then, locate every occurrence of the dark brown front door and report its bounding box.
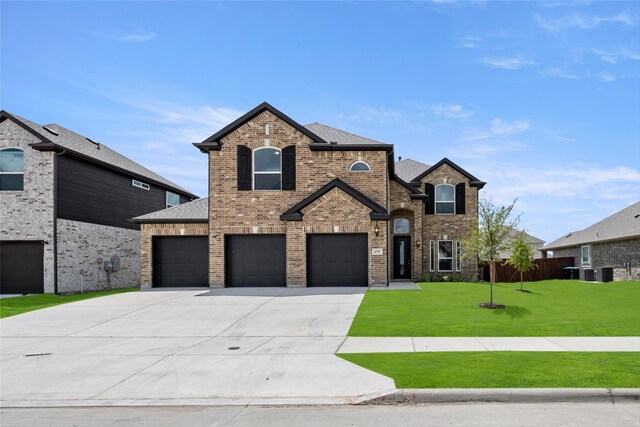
[393,236,411,279]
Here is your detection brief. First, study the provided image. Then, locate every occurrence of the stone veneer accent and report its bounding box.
[0,119,56,292]
[208,110,389,286]
[140,223,209,288]
[552,238,640,281]
[56,219,140,293]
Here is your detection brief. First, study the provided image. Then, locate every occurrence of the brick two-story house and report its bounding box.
[0,111,196,294]
[132,102,485,288]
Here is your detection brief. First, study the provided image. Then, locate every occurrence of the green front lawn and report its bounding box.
[349,280,640,336]
[339,352,640,388]
[0,288,137,318]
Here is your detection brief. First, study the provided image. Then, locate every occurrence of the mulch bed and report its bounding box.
[479,302,506,309]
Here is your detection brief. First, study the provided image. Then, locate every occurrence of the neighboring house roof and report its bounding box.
[1,110,195,197]
[395,158,431,182]
[412,157,486,188]
[499,229,545,259]
[303,123,386,146]
[132,197,209,223]
[542,202,640,251]
[281,178,391,221]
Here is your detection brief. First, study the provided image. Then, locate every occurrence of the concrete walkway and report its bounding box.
[338,336,640,353]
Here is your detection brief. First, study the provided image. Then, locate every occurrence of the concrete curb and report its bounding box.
[363,388,640,404]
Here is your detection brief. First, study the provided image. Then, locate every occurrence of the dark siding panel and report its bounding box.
[179,194,193,205]
[282,145,296,191]
[424,183,435,215]
[455,183,466,215]
[237,146,252,191]
[57,154,174,229]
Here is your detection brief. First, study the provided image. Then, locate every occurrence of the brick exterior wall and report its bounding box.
[419,163,479,278]
[56,219,140,293]
[0,119,56,292]
[139,223,209,288]
[208,110,389,286]
[551,238,640,281]
[389,180,424,280]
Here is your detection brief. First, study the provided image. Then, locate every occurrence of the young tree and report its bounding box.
[462,197,520,308]
[504,230,536,292]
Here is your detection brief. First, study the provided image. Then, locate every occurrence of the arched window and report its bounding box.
[435,184,455,214]
[253,147,281,190]
[394,218,410,234]
[349,161,371,172]
[0,148,24,191]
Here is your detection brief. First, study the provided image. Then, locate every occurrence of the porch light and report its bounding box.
[374,223,380,236]
[416,239,421,248]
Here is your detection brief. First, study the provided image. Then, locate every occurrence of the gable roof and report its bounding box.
[412,157,486,188]
[395,158,430,182]
[193,102,327,152]
[498,229,545,259]
[542,202,640,251]
[1,110,196,197]
[131,198,209,223]
[392,175,427,199]
[280,178,390,221]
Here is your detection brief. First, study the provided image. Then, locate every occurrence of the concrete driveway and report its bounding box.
[0,288,395,407]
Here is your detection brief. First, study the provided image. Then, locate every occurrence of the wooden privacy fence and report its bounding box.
[482,257,575,283]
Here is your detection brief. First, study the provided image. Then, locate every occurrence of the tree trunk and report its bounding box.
[520,271,523,291]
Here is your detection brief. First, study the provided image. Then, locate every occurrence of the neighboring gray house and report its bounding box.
[0,111,196,294]
[499,230,545,260]
[540,202,640,281]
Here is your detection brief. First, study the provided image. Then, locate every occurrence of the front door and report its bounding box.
[393,236,411,279]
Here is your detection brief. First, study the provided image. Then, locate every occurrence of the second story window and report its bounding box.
[0,148,24,191]
[132,179,150,190]
[166,191,180,208]
[253,147,281,190]
[349,161,371,172]
[435,184,455,214]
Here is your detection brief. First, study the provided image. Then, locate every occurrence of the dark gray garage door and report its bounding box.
[307,234,368,286]
[226,235,286,287]
[0,241,44,294]
[153,237,208,287]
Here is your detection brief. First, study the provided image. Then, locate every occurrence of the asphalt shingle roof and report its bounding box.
[132,197,209,222]
[395,158,431,182]
[542,202,640,251]
[304,123,386,145]
[498,229,545,260]
[7,112,194,196]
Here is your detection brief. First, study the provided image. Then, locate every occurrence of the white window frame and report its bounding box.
[166,191,180,208]
[132,179,150,190]
[393,218,410,235]
[435,184,455,215]
[581,245,591,266]
[438,240,454,272]
[0,147,25,191]
[456,241,462,272]
[429,240,435,272]
[349,161,371,172]
[252,147,282,191]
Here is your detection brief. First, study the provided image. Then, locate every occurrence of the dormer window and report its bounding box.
[435,184,455,214]
[0,148,24,191]
[253,147,281,190]
[349,161,371,172]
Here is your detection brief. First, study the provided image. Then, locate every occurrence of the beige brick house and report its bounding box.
[133,102,485,288]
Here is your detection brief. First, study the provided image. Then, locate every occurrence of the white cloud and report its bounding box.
[108,30,156,42]
[597,72,616,82]
[432,104,473,119]
[546,67,580,79]
[479,56,537,70]
[339,106,402,124]
[456,36,483,49]
[465,118,531,141]
[589,47,640,63]
[535,12,637,32]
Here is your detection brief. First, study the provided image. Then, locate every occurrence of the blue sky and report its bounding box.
[2,1,639,243]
